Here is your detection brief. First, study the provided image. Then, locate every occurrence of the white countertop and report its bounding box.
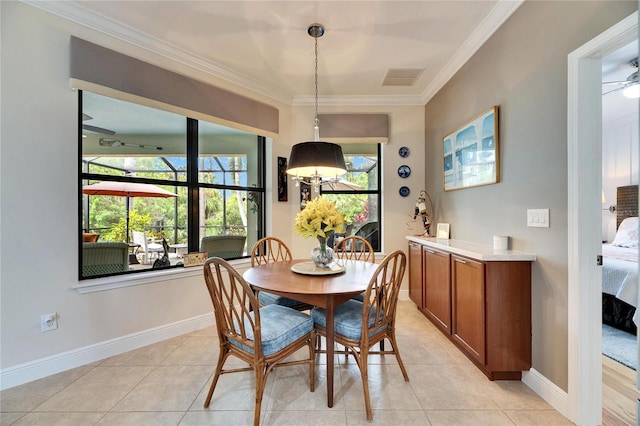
[406,236,536,262]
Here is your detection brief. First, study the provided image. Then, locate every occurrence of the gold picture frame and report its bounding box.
[443,106,499,191]
[183,252,207,267]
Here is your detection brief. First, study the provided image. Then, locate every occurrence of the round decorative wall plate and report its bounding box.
[399,146,410,158]
[397,165,411,178]
[399,186,410,197]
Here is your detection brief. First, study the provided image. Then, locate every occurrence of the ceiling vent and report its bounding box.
[382,68,424,86]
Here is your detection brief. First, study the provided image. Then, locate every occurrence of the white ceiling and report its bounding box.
[27,0,524,105]
[27,0,637,132]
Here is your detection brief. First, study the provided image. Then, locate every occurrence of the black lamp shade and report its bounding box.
[286,142,347,177]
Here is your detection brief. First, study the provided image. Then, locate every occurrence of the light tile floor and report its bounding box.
[1,301,573,425]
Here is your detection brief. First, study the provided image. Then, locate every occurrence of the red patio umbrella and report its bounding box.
[82,181,178,242]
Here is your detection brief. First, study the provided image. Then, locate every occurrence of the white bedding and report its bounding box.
[602,243,639,324]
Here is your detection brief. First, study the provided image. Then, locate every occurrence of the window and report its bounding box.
[321,143,381,251]
[80,91,265,279]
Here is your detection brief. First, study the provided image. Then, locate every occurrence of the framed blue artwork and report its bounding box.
[443,105,499,191]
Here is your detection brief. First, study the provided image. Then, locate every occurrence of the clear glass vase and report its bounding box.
[310,236,334,267]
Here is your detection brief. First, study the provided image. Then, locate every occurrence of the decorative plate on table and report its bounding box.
[291,261,346,275]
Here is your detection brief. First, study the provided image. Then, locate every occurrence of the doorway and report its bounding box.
[567,11,638,425]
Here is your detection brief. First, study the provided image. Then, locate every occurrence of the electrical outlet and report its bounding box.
[41,313,58,332]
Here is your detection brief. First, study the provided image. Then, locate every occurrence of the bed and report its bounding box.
[602,185,639,334]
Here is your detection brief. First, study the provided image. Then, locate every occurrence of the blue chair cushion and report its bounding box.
[311,300,387,340]
[230,304,313,356]
[259,291,308,309]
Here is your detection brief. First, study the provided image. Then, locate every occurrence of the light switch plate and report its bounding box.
[527,209,550,228]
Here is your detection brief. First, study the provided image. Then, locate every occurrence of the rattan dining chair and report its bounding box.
[202,257,315,426]
[334,235,375,263]
[332,234,383,352]
[250,236,313,311]
[311,250,409,422]
[334,235,375,304]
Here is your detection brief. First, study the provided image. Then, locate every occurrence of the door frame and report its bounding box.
[567,11,637,425]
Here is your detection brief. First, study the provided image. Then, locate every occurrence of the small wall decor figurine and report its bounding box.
[410,190,434,236]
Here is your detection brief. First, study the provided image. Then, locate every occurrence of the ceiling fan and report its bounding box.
[602,57,639,98]
[99,138,162,151]
[82,113,116,135]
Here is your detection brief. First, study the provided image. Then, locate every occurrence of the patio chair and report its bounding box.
[354,221,379,250]
[132,230,163,264]
[202,257,315,426]
[200,235,246,259]
[82,242,129,277]
[250,236,313,311]
[311,250,409,422]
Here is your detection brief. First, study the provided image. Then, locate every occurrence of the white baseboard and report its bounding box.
[399,289,409,300]
[0,313,214,391]
[522,368,569,419]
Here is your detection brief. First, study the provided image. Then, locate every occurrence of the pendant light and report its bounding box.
[286,24,347,191]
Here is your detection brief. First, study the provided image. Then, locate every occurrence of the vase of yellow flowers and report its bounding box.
[310,237,334,267]
[294,196,346,267]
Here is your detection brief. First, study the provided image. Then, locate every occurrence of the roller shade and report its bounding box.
[70,36,278,137]
[318,113,388,144]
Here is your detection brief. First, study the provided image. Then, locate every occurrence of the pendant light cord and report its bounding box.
[286,24,345,193]
[314,33,320,142]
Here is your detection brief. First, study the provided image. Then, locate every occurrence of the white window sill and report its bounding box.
[74,258,253,294]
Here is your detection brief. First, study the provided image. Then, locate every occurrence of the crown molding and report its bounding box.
[21,0,295,104]
[420,0,525,104]
[22,0,522,107]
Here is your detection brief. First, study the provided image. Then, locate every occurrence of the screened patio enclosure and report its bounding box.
[80,90,265,278]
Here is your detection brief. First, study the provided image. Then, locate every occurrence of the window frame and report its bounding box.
[78,90,265,280]
[320,143,382,251]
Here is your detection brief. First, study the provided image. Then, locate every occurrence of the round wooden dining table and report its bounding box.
[243,258,379,408]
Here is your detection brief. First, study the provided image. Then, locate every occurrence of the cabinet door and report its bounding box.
[451,255,485,364]
[424,248,451,333]
[408,242,423,308]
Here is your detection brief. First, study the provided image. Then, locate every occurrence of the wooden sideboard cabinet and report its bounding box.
[406,237,534,380]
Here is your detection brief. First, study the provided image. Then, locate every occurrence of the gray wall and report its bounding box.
[424,1,638,391]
